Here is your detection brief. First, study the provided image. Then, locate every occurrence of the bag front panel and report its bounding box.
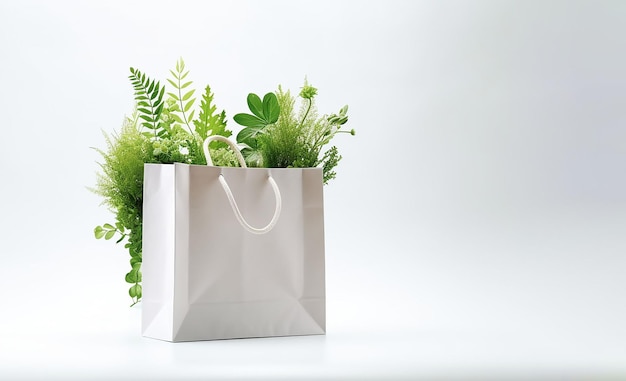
[170,165,324,340]
[145,164,326,341]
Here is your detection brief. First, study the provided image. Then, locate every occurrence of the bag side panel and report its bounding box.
[141,164,176,342]
[300,168,326,332]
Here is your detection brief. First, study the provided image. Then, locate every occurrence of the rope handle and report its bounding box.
[203,135,247,167]
[202,136,282,235]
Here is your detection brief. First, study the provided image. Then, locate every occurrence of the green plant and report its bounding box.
[92,113,153,305]
[166,58,196,135]
[92,58,232,305]
[235,79,354,183]
[93,60,354,306]
[129,68,165,138]
[233,92,280,167]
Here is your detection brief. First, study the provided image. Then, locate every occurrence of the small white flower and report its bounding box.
[179,146,189,156]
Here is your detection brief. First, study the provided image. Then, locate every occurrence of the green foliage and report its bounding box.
[194,85,231,154]
[234,93,280,128]
[151,129,195,164]
[234,92,280,167]
[93,115,153,216]
[245,80,354,184]
[167,57,196,135]
[256,87,309,168]
[209,147,242,167]
[320,146,342,184]
[94,222,126,243]
[94,61,353,306]
[129,67,165,138]
[129,284,142,300]
[93,59,232,306]
[92,113,152,305]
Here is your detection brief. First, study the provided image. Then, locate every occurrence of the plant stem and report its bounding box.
[298,98,313,130]
[151,100,157,139]
[177,75,194,136]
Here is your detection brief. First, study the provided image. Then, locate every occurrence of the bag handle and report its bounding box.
[203,136,282,235]
[203,135,247,167]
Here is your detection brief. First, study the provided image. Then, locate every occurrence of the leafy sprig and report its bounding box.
[94,222,126,243]
[234,92,280,166]
[166,58,196,135]
[95,221,142,306]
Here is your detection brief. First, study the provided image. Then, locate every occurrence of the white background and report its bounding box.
[1,0,625,379]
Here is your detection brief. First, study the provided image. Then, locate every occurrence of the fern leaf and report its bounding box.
[193,85,231,142]
[128,67,165,136]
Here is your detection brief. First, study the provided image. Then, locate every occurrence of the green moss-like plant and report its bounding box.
[92,114,152,305]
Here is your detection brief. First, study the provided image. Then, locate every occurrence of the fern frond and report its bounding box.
[193,85,231,144]
[128,67,165,137]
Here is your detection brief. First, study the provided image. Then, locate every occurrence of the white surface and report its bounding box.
[1,0,626,379]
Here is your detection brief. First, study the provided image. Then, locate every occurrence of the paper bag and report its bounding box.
[141,136,326,342]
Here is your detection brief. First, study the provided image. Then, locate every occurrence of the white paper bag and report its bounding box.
[141,136,326,342]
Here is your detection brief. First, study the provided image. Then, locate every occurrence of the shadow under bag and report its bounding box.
[141,137,326,342]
